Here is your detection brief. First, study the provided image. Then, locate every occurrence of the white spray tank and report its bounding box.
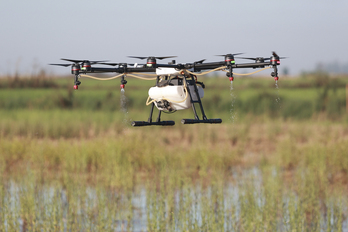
[148,71,203,111]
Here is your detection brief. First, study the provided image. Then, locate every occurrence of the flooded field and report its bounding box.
[0,120,348,231]
[1,166,347,231]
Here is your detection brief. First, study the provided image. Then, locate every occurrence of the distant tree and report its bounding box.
[282,67,289,76]
[315,61,348,74]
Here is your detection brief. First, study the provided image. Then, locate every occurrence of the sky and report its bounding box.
[0,0,347,76]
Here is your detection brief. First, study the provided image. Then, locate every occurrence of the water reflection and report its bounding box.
[1,168,347,231]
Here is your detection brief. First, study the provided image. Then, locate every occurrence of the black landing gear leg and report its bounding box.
[181,75,222,125]
[132,75,175,127]
[131,102,175,127]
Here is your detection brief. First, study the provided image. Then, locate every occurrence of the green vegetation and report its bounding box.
[0,72,347,231]
[1,71,347,120]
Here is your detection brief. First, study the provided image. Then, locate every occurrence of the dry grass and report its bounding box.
[1,119,347,187]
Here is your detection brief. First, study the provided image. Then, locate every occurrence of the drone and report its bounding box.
[50,52,284,126]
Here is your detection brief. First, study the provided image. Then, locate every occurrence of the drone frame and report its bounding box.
[50,53,282,126]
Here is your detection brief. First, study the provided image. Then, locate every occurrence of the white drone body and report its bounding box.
[148,67,204,112]
[155,67,183,76]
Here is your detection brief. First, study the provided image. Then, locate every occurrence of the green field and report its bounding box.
[0,72,347,231]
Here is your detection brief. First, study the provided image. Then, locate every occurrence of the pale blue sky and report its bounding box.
[0,0,347,75]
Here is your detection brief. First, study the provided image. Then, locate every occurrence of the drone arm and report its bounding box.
[233,62,272,69]
[88,67,121,73]
[125,67,156,73]
[185,61,278,71]
[87,67,156,73]
[188,62,225,70]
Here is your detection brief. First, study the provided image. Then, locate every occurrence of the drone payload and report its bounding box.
[148,74,204,112]
[50,52,285,126]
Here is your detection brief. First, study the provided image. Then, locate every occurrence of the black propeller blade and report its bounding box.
[49,63,73,67]
[238,51,287,62]
[50,59,110,67]
[194,59,206,64]
[238,56,287,60]
[156,56,177,60]
[215,53,243,57]
[60,58,85,63]
[238,57,270,62]
[271,51,287,59]
[98,62,135,66]
[128,56,177,60]
[60,59,109,64]
[128,56,147,60]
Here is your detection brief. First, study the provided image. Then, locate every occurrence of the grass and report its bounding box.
[1,72,348,121]
[0,73,348,230]
[0,121,347,230]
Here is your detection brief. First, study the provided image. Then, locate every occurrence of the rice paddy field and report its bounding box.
[0,72,348,231]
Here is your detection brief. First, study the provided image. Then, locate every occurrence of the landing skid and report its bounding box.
[132,102,175,127]
[181,119,222,124]
[132,120,175,127]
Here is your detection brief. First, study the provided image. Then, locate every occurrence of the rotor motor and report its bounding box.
[146,57,156,67]
[81,61,92,72]
[224,54,236,65]
[71,63,80,75]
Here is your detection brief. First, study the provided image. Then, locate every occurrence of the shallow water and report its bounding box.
[2,168,347,231]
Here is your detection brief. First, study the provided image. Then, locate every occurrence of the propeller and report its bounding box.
[238,57,270,62]
[49,63,73,67]
[128,56,177,60]
[238,52,287,62]
[128,56,177,67]
[98,62,134,66]
[194,59,206,64]
[192,59,206,72]
[272,52,287,60]
[60,58,108,64]
[216,53,243,65]
[215,53,243,57]
[50,59,109,67]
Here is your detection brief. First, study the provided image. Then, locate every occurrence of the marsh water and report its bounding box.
[2,167,347,232]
